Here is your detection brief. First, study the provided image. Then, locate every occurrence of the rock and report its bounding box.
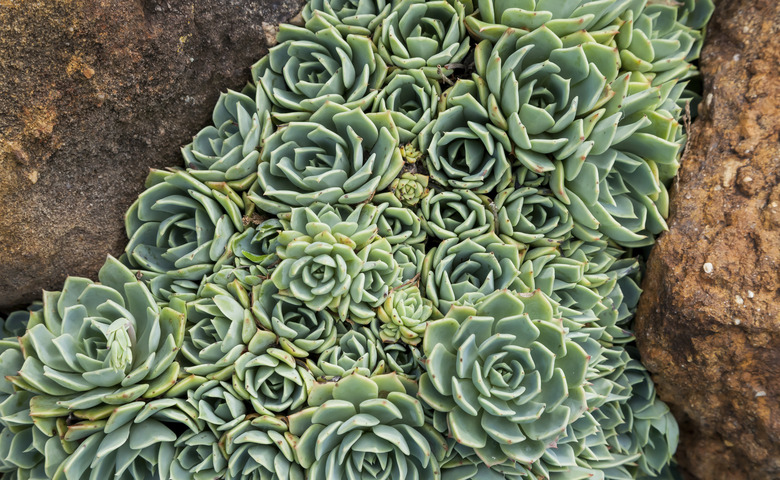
[634,0,780,479]
[0,0,305,310]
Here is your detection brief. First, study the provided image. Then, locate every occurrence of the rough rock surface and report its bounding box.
[0,0,305,310]
[634,0,780,479]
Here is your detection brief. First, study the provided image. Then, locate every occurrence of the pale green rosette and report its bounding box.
[393,243,425,283]
[390,172,430,207]
[253,280,338,359]
[250,103,403,214]
[420,77,513,194]
[10,257,185,411]
[419,290,590,468]
[373,68,441,144]
[375,0,469,79]
[169,430,227,480]
[124,169,246,295]
[421,232,525,314]
[289,373,448,480]
[271,203,401,323]
[182,85,273,192]
[374,192,427,246]
[251,17,386,123]
[377,285,437,346]
[303,0,392,36]
[420,189,495,240]
[305,327,385,380]
[221,415,305,480]
[494,184,574,248]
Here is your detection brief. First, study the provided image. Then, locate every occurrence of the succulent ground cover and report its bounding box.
[0,0,713,478]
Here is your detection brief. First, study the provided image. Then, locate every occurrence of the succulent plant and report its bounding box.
[182,85,273,192]
[420,188,495,240]
[376,284,438,346]
[393,243,426,283]
[289,373,448,479]
[221,415,304,480]
[302,0,392,36]
[421,232,525,313]
[305,326,385,379]
[271,203,401,323]
[9,256,185,411]
[420,290,591,467]
[373,68,441,144]
[375,0,469,78]
[3,0,714,477]
[125,169,246,289]
[253,280,338,358]
[389,172,430,207]
[250,102,404,214]
[251,17,386,123]
[374,192,427,245]
[421,77,514,194]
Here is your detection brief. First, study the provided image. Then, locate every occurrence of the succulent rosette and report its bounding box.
[250,102,403,214]
[419,290,590,467]
[302,0,392,36]
[373,69,442,144]
[251,17,386,123]
[421,77,514,194]
[305,327,385,379]
[374,192,427,245]
[377,285,437,346]
[390,171,430,207]
[170,430,227,479]
[215,216,282,276]
[393,243,425,283]
[375,0,469,79]
[182,85,273,192]
[420,188,495,240]
[124,169,246,292]
[253,280,338,358]
[221,415,304,480]
[271,203,401,323]
[9,256,185,411]
[289,373,448,479]
[495,184,574,247]
[421,232,525,313]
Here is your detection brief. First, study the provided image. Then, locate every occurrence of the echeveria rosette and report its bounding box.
[9,256,185,412]
[393,243,425,283]
[372,68,441,144]
[177,278,268,383]
[305,327,386,380]
[495,185,574,248]
[421,232,525,314]
[221,415,304,480]
[124,169,246,293]
[420,189,495,240]
[233,342,315,417]
[302,0,392,36]
[182,85,273,192]
[373,192,427,245]
[251,18,386,123]
[253,280,338,359]
[271,203,402,323]
[289,373,448,480]
[419,290,590,467]
[420,77,513,194]
[390,172,430,207]
[250,102,403,214]
[169,430,228,480]
[377,285,438,346]
[213,216,282,278]
[375,0,469,79]
[440,438,534,480]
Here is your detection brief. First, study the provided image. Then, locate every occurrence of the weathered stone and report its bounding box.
[0,0,305,310]
[634,0,780,479]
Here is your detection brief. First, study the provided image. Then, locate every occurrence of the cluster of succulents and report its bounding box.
[0,0,713,478]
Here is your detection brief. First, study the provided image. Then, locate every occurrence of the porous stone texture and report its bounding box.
[0,0,305,310]
[634,0,780,479]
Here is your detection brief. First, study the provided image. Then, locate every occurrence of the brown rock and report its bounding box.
[0,0,305,310]
[634,0,780,479]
